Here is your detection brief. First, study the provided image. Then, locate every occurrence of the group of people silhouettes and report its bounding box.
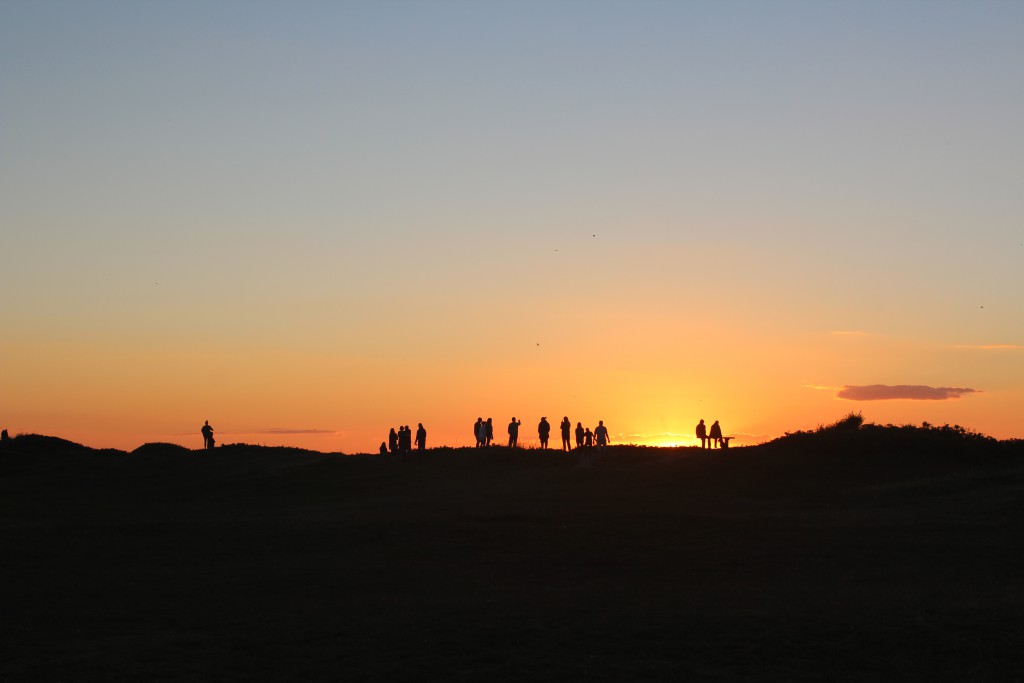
[502,416,610,450]
[198,417,726,453]
[381,416,614,452]
[474,418,496,447]
[382,423,427,454]
[695,419,727,449]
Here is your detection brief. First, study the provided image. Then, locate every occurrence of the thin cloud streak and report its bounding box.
[953,344,1021,350]
[176,428,340,436]
[248,428,340,435]
[837,385,978,401]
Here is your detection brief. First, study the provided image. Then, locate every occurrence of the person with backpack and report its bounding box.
[201,420,215,450]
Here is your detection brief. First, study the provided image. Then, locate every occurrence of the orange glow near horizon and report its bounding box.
[4,319,1023,453]
[5,355,1020,454]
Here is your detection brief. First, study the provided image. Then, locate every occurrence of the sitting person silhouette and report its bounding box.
[696,419,708,449]
[709,420,723,449]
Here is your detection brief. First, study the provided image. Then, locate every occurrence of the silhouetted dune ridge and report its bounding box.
[760,412,1014,459]
[2,433,124,456]
[3,418,1024,681]
[2,417,1021,472]
[131,442,193,457]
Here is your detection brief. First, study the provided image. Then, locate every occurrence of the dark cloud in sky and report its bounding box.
[837,385,978,401]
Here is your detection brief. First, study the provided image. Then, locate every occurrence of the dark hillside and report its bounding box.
[1,431,1022,681]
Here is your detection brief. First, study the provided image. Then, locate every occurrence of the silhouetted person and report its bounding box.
[486,418,494,447]
[415,423,426,451]
[474,418,485,448]
[1,429,9,443]
[574,422,584,449]
[201,420,214,450]
[538,417,551,449]
[696,419,708,449]
[709,420,723,449]
[379,442,388,455]
[508,417,521,447]
[560,417,571,451]
[389,427,399,454]
[584,427,593,447]
[594,420,609,449]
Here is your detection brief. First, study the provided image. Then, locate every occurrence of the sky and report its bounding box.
[2,0,1022,453]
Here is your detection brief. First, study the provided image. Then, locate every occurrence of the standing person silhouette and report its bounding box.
[584,427,593,448]
[709,420,723,449]
[696,419,708,449]
[538,417,551,449]
[574,422,584,449]
[485,418,494,447]
[594,420,610,449]
[415,423,426,451]
[508,417,521,447]
[560,417,572,451]
[201,420,214,450]
[474,418,484,448]
[388,427,399,454]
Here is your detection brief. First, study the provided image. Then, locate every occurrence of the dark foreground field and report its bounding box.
[2,430,1023,682]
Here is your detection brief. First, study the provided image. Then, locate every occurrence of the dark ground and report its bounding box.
[2,432,1022,682]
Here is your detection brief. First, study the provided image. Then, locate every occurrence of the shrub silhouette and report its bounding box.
[767,413,998,458]
[818,411,864,432]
